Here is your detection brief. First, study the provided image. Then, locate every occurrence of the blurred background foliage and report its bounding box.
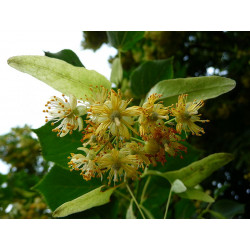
[0,126,51,218]
[0,31,249,218]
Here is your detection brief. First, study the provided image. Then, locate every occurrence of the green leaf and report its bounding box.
[163,153,234,188]
[174,199,196,219]
[0,173,7,185]
[33,165,102,211]
[211,199,245,218]
[126,200,136,219]
[44,49,85,67]
[142,176,171,219]
[53,185,116,218]
[140,205,154,219]
[110,57,123,84]
[130,58,173,98]
[207,210,226,219]
[146,76,236,106]
[33,121,83,168]
[178,188,215,203]
[7,56,111,100]
[107,31,144,51]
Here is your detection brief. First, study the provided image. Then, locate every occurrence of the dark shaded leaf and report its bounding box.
[131,58,173,98]
[33,165,102,211]
[212,199,245,218]
[44,49,85,67]
[174,199,196,219]
[33,121,83,168]
[107,31,144,51]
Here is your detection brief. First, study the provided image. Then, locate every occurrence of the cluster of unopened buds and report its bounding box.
[43,86,209,185]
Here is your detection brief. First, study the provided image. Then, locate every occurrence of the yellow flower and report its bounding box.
[98,148,140,184]
[89,90,141,139]
[68,147,101,181]
[85,85,108,106]
[43,94,87,137]
[121,142,150,167]
[139,93,169,138]
[171,94,209,136]
[152,126,187,157]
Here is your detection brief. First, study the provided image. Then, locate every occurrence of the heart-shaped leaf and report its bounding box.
[107,31,144,51]
[33,121,83,168]
[33,165,102,211]
[44,49,85,67]
[130,57,173,98]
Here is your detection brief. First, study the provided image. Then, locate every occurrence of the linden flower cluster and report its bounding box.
[44,87,209,185]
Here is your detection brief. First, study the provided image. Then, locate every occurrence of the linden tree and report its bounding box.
[7,31,236,219]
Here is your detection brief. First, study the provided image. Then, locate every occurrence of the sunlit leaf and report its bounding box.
[146,76,236,106]
[8,56,111,100]
[53,185,116,218]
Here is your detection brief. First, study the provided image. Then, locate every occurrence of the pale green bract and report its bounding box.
[178,188,215,203]
[110,57,123,85]
[164,153,234,188]
[52,186,116,218]
[126,200,137,219]
[7,56,111,100]
[172,179,187,193]
[142,153,233,188]
[146,76,236,106]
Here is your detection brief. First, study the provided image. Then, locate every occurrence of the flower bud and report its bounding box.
[144,140,160,155]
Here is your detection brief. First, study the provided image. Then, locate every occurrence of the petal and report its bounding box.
[69,94,77,110]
